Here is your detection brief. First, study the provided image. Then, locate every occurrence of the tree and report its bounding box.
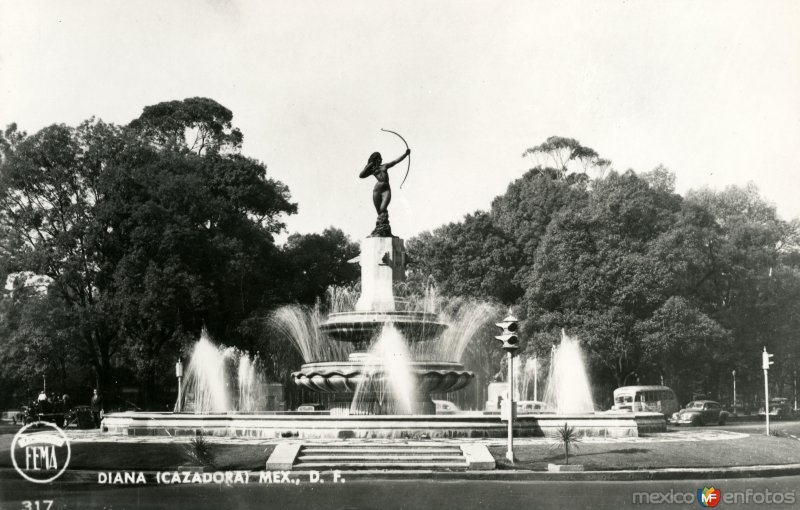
[0,120,124,390]
[523,170,717,390]
[282,228,360,306]
[638,296,731,400]
[522,136,611,181]
[0,98,297,405]
[407,211,522,304]
[0,275,85,407]
[490,168,586,290]
[128,97,243,155]
[686,184,800,399]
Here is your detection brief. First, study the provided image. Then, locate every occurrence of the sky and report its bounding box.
[1,0,799,242]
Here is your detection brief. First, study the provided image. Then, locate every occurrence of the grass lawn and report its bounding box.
[490,434,800,471]
[0,439,274,471]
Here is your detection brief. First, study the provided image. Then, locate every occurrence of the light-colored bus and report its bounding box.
[612,385,679,416]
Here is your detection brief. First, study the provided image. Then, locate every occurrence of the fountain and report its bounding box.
[291,235,474,415]
[543,332,595,414]
[102,155,666,439]
[177,331,282,413]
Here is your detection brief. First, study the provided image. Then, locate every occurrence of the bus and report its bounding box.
[612,385,679,416]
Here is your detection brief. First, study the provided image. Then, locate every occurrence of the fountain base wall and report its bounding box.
[102,411,666,439]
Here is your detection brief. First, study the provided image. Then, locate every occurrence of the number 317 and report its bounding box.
[22,501,53,510]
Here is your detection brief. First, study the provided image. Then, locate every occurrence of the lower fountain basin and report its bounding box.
[101,411,667,439]
[292,357,473,395]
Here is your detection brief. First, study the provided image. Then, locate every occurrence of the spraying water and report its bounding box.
[180,330,270,413]
[412,300,497,362]
[516,356,539,401]
[350,324,415,415]
[326,286,359,314]
[543,331,594,414]
[237,353,269,412]
[268,305,352,362]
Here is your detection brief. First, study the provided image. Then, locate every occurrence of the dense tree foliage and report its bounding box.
[283,228,360,306]
[2,120,797,411]
[0,98,360,409]
[407,212,522,303]
[409,137,800,405]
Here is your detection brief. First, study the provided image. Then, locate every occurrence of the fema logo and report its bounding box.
[11,421,72,483]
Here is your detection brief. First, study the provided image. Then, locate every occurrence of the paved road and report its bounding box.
[671,417,800,438]
[3,475,800,510]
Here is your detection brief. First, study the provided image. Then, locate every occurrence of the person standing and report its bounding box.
[90,389,103,428]
[37,390,51,414]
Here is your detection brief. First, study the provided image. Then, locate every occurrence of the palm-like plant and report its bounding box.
[550,424,581,465]
[183,435,215,468]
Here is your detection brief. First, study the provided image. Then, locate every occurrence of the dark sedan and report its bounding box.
[758,398,793,420]
[670,400,729,426]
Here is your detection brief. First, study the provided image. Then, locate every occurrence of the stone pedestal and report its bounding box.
[355,236,406,312]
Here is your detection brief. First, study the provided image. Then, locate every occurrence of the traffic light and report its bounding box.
[762,347,774,370]
[495,314,520,353]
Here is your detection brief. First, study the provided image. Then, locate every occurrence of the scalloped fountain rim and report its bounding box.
[292,359,474,394]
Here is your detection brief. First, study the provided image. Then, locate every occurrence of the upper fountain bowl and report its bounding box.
[320,311,447,344]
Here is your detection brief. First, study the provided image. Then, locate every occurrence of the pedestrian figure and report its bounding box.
[90,389,104,428]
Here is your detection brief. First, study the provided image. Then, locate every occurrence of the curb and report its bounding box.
[3,464,800,484]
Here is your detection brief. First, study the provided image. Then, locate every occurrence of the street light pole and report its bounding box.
[533,356,538,402]
[732,370,737,416]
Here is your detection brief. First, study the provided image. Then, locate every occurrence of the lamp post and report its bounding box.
[175,358,184,413]
[732,369,737,416]
[533,356,538,402]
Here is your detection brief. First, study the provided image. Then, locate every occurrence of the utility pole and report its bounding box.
[763,347,774,435]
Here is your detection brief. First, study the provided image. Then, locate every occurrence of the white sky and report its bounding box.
[1,1,798,241]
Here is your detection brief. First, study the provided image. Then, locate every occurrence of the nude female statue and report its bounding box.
[359,148,410,237]
[359,149,411,215]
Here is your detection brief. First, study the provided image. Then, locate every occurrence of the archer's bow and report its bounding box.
[381,128,411,189]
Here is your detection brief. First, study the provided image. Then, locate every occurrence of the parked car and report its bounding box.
[758,398,793,420]
[670,400,729,426]
[728,401,751,416]
[295,403,325,412]
[433,400,461,415]
[1,409,25,425]
[516,400,553,414]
